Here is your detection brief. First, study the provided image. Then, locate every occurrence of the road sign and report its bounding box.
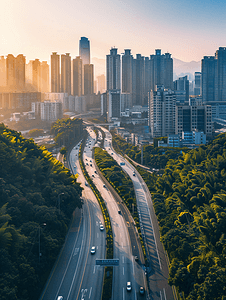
[95,259,119,266]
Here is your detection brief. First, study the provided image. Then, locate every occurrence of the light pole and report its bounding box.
[39,223,46,263]
[58,193,64,214]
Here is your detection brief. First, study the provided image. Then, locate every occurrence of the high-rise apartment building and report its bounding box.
[175,105,212,138]
[201,56,216,103]
[97,74,106,94]
[174,75,189,103]
[73,56,83,97]
[84,64,94,95]
[51,52,60,93]
[148,86,176,138]
[40,61,49,92]
[122,49,133,94]
[61,53,71,95]
[144,57,150,105]
[106,48,121,91]
[107,89,121,121]
[0,56,6,87]
[149,49,173,92]
[134,54,145,106]
[6,54,25,90]
[215,47,226,102]
[79,37,90,65]
[194,72,201,96]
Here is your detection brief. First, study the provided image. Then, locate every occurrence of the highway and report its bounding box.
[100,127,175,300]
[40,140,105,300]
[85,127,147,300]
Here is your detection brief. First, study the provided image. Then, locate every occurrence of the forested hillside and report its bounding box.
[112,131,226,299]
[0,123,83,300]
[153,133,226,299]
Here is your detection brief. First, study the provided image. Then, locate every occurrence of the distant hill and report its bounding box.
[92,56,201,81]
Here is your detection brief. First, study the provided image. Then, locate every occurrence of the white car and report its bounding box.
[100,224,104,231]
[57,297,63,300]
[126,282,132,291]
[91,246,96,254]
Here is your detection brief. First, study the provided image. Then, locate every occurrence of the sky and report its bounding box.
[0,0,226,65]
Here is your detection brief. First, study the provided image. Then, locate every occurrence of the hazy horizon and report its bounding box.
[1,0,225,65]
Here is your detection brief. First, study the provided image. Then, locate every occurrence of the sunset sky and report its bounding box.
[1,0,226,64]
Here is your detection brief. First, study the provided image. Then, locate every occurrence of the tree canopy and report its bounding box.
[0,123,83,300]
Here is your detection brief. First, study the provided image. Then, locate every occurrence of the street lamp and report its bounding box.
[58,193,64,213]
[39,223,46,263]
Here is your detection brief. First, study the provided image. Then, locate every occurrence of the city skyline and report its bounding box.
[1,0,226,64]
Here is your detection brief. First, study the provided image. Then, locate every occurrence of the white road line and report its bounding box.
[163,288,167,300]
[123,287,125,300]
[122,256,124,263]
[134,288,137,300]
[132,259,135,275]
[160,290,163,300]
[123,267,124,275]
[89,287,92,299]
[93,266,96,274]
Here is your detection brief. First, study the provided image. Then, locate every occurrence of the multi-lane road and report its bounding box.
[101,127,176,300]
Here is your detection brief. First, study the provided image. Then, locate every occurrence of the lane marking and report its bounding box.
[89,287,92,299]
[73,247,79,256]
[123,266,124,275]
[123,287,125,300]
[163,288,167,300]
[93,266,96,274]
[122,256,124,263]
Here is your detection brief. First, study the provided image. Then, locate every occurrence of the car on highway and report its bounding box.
[118,210,121,214]
[126,282,132,291]
[57,297,63,300]
[139,286,145,294]
[120,162,125,165]
[91,246,96,254]
[94,170,97,174]
[90,160,92,162]
[133,172,136,176]
[134,255,138,261]
[92,174,95,177]
[90,164,92,167]
[85,182,88,186]
[103,184,106,188]
[100,224,104,231]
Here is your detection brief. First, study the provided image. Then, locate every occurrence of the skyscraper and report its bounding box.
[51,52,60,93]
[134,54,145,105]
[61,53,71,94]
[106,47,121,91]
[149,49,173,92]
[79,37,90,65]
[194,72,201,96]
[84,64,94,95]
[40,61,49,92]
[174,75,189,103]
[0,56,6,87]
[73,56,83,97]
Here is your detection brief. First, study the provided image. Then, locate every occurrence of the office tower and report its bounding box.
[101,92,107,116]
[106,48,121,91]
[0,56,6,87]
[134,54,145,106]
[84,64,94,95]
[61,53,71,94]
[79,37,90,65]
[194,72,201,96]
[201,56,216,103]
[97,74,106,94]
[40,61,49,92]
[122,49,133,94]
[51,52,60,93]
[73,56,83,96]
[215,47,226,102]
[174,75,189,103]
[107,89,121,121]
[6,54,16,88]
[175,105,212,137]
[148,86,176,137]
[149,49,173,92]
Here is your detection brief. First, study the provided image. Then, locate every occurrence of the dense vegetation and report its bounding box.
[51,118,83,148]
[0,123,83,300]
[113,131,226,299]
[94,147,146,259]
[112,131,190,170]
